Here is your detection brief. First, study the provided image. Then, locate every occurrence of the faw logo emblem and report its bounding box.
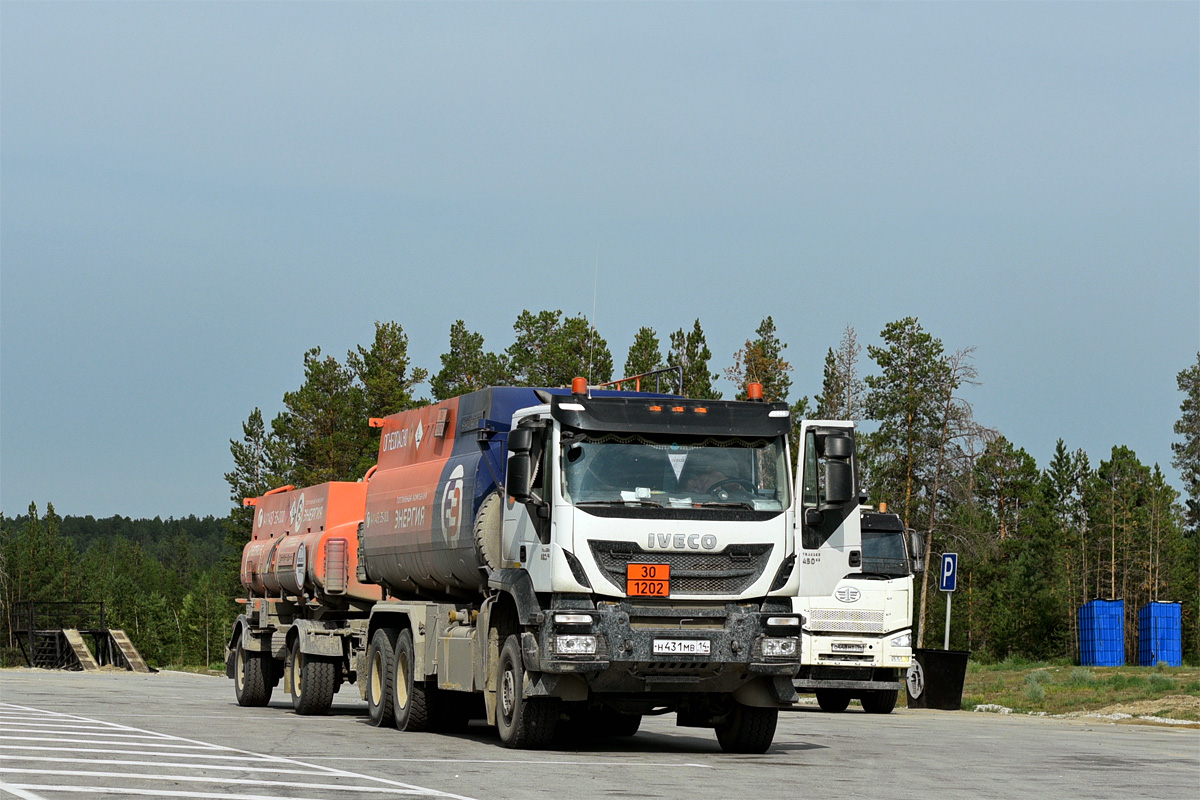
[835,587,861,603]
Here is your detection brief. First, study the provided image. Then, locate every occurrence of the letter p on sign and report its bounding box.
[940,553,958,592]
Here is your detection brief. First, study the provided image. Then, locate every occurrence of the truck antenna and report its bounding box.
[587,247,598,381]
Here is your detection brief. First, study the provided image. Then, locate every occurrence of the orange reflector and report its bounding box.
[670,406,685,413]
[694,407,708,414]
[649,405,662,412]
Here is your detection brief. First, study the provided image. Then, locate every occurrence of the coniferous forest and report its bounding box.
[3,315,1197,668]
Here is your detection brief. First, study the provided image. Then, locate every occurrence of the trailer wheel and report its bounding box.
[714,703,778,754]
[234,641,272,707]
[496,634,558,749]
[366,629,398,728]
[816,689,852,713]
[860,689,898,714]
[288,639,336,716]
[393,628,434,732]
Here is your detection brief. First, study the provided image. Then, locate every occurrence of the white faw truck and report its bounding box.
[790,420,923,713]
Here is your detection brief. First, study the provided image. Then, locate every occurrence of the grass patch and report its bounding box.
[959,664,1200,719]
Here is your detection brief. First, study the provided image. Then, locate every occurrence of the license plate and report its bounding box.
[626,563,670,597]
[653,639,711,656]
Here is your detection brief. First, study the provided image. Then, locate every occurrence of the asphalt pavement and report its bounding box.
[0,668,1195,800]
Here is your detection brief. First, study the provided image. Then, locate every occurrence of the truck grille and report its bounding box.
[808,609,885,634]
[589,541,773,595]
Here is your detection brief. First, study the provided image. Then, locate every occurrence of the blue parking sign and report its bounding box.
[939,553,958,592]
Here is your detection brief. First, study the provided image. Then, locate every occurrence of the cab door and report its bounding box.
[793,420,861,597]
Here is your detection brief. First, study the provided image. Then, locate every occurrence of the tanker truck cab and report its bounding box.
[496,387,804,752]
[791,420,921,714]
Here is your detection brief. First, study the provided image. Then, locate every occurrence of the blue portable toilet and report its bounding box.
[1138,602,1182,667]
[1079,599,1124,667]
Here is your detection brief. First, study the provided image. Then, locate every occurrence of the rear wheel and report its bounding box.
[496,634,558,749]
[288,639,337,716]
[393,628,433,732]
[860,689,898,714]
[234,641,272,707]
[816,689,851,713]
[715,704,778,754]
[366,629,397,728]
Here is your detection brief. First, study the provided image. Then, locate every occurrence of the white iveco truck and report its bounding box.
[791,420,923,714]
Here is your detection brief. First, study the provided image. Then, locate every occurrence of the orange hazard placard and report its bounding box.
[626,563,670,597]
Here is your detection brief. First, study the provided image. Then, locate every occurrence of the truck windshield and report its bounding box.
[560,434,789,511]
[860,531,911,577]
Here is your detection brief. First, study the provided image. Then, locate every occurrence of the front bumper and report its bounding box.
[524,600,802,695]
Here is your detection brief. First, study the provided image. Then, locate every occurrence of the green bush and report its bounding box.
[1023,682,1046,703]
[1068,667,1095,686]
[1148,675,1176,692]
[1024,670,1053,686]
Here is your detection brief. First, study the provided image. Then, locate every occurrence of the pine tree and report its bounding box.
[431,320,511,400]
[1173,353,1200,534]
[724,316,794,403]
[506,309,613,386]
[624,327,664,379]
[816,325,864,420]
[347,321,427,420]
[667,319,721,399]
[271,347,366,487]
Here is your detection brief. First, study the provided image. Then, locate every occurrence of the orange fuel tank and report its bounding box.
[240,480,376,603]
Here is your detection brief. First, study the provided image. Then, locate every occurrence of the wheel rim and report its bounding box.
[501,664,516,721]
[395,651,409,711]
[370,650,383,705]
[294,649,303,698]
[235,647,245,691]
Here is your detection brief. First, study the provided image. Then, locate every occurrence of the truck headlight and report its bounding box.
[762,637,798,657]
[555,635,597,655]
[890,632,912,649]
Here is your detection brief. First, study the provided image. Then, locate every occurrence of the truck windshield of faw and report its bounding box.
[560,434,790,511]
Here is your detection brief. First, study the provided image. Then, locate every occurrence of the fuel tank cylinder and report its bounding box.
[240,481,375,602]
[357,388,539,600]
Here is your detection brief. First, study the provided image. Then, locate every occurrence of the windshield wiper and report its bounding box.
[575,499,663,508]
[697,501,757,510]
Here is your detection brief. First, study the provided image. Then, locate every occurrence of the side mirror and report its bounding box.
[507,452,533,502]
[508,427,534,453]
[804,508,824,527]
[822,433,854,459]
[825,461,853,505]
[908,529,926,571]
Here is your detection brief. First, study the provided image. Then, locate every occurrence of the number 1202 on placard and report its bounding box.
[626,563,670,597]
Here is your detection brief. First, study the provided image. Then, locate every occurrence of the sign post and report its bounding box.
[940,553,958,650]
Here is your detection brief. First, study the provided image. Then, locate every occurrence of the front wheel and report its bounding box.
[816,689,851,713]
[288,639,337,716]
[715,704,778,754]
[860,689,898,714]
[366,629,397,728]
[496,634,558,749]
[234,641,272,707]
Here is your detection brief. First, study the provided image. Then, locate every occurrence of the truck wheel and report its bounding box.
[496,634,558,749]
[234,641,272,707]
[474,492,504,571]
[366,629,398,728]
[288,639,336,716]
[393,628,433,732]
[816,689,851,713]
[715,704,778,754]
[860,689,898,714]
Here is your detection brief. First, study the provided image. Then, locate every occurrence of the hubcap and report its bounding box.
[501,667,516,719]
[371,651,383,703]
[395,653,409,710]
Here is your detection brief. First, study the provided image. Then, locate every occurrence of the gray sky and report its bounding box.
[3,2,1197,520]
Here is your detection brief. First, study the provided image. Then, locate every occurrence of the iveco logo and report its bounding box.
[835,587,861,603]
[646,533,719,550]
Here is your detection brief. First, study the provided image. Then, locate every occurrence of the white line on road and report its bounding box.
[0,703,480,800]
[312,756,714,768]
[0,736,225,749]
[0,756,311,775]
[2,786,360,800]
[0,782,47,800]
[0,769,425,795]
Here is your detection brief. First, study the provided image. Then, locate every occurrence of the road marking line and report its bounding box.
[1,729,182,741]
[0,704,480,800]
[0,737,224,750]
[0,769,423,795]
[0,746,278,760]
[0,783,48,800]
[0,757,303,774]
[1,786,347,800]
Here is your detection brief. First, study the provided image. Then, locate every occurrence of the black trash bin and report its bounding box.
[905,648,969,710]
